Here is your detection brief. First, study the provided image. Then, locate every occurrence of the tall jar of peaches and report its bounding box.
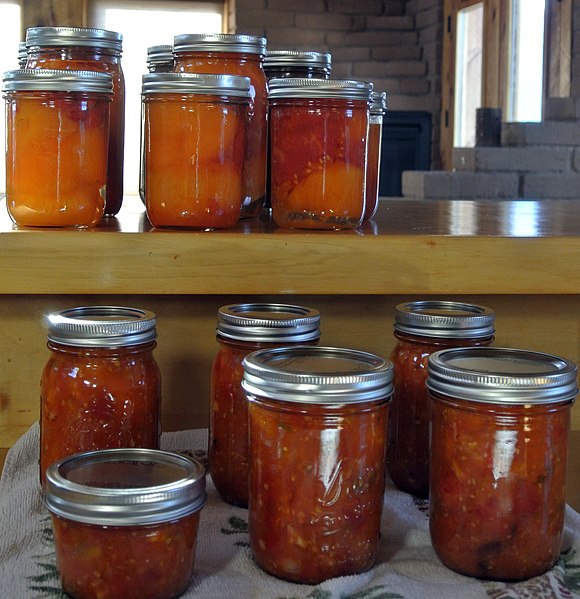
[142,73,250,229]
[268,78,372,229]
[173,33,267,217]
[40,306,162,484]
[427,347,577,581]
[25,27,125,216]
[364,91,387,221]
[2,69,112,228]
[210,303,320,507]
[387,300,495,498]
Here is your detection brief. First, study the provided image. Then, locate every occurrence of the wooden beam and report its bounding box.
[21,0,87,37]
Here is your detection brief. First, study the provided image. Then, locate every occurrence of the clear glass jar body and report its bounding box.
[4,89,109,227]
[143,91,248,229]
[51,512,200,599]
[364,112,383,220]
[269,97,368,230]
[429,392,571,580]
[174,50,267,217]
[26,46,125,216]
[40,341,161,483]
[388,332,493,498]
[247,395,388,584]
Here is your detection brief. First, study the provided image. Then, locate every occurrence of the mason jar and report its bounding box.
[44,448,206,599]
[40,306,162,483]
[387,300,495,498]
[2,69,112,228]
[25,26,125,216]
[243,346,393,584]
[364,90,387,220]
[427,347,577,581]
[173,33,267,217]
[209,303,320,507]
[263,50,332,80]
[268,78,372,229]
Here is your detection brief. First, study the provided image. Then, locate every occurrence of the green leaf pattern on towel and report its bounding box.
[28,516,66,598]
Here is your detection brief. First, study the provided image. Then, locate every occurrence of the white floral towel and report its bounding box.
[1,423,579,599]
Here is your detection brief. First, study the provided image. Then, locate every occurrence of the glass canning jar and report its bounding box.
[427,347,577,581]
[387,300,495,498]
[209,303,320,507]
[242,346,393,584]
[142,73,251,229]
[44,448,206,599]
[364,91,387,221]
[25,26,125,216]
[268,78,372,230]
[263,50,332,80]
[2,69,112,228]
[40,306,162,484]
[173,33,268,218]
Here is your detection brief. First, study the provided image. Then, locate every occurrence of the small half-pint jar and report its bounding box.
[268,78,372,229]
[44,448,207,599]
[142,72,251,229]
[427,347,578,581]
[242,346,393,584]
[263,50,332,80]
[2,69,113,228]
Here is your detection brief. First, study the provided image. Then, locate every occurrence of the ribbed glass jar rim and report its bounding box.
[427,346,578,404]
[142,72,251,97]
[147,44,173,67]
[264,50,332,70]
[45,306,157,347]
[370,90,387,114]
[217,303,321,343]
[242,346,394,403]
[2,69,113,93]
[174,33,266,55]
[394,300,495,338]
[26,26,123,51]
[268,78,373,100]
[44,448,207,526]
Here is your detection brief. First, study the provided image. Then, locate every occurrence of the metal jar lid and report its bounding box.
[394,300,495,339]
[146,44,174,69]
[370,90,387,115]
[264,50,332,71]
[268,78,373,101]
[45,306,157,347]
[142,72,251,98]
[2,69,113,94]
[174,33,266,56]
[427,347,578,405]
[44,448,207,526]
[26,26,123,52]
[18,41,28,67]
[217,303,321,343]
[242,346,394,404]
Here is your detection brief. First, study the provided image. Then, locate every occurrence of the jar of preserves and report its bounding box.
[40,306,162,483]
[173,33,267,217]
[242,346,393,584]
[142,73,251,229]
[387,300,495,498]
[2,69,112,228]
[18,41,27,68]
[25,26,125,216]
[263,50,332,80]
[364,91,387,221]
[268,78,372,230]
[210,303,320,507]
[427,347,577,581]
[44,448,207,599]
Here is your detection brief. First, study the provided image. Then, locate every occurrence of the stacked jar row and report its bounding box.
[3,28,387,230]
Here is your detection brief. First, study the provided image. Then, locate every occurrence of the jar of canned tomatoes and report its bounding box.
[242,346,393,584]
[387,301,495,498]
[427,347,577,581]
[173,33,267,217]
[44,448,207,599]
[268,78,372,230]
[2,69,112,228]
[364,91,387,221]
[142,72,250,229]
[263,50,332,80]
[25,26,125,216]
[210,303,320,507]
[40,306,162,484]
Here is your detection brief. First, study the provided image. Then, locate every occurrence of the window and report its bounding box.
[88,1,224,194]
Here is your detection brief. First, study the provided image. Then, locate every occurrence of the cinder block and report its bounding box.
[267,0,325,12]
[330,46,370,62]
[402,171,519,199]
[502,121,580,147]
[521,173,580,198]
[352,60,426,78]
[543,97,580,121]
[572,148,580,173]
[295,13,355,30]
[327,30,418,46]
[452,147,573,173]
[387,94,439,113]
[365,16,415,31]
[371,45,421,61]
[328,0,384,15]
